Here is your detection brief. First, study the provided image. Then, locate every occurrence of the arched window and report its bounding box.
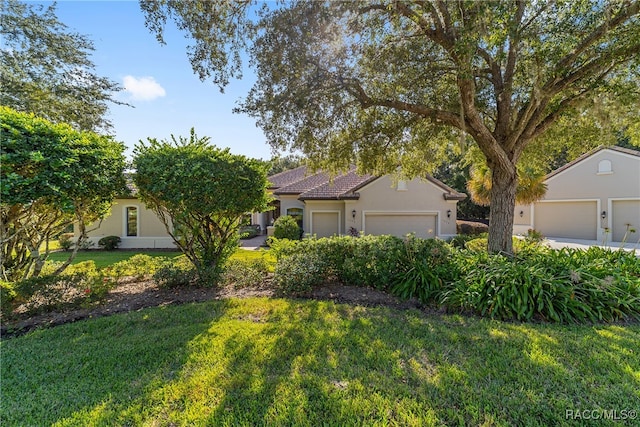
[597,159,612,174]
[126,206,138,236]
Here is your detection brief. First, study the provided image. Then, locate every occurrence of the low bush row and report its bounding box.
[1,254,272,320]
[269,235,640,323]
[3,235,638,324]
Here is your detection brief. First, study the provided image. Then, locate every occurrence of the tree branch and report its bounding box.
[556,1,640,72]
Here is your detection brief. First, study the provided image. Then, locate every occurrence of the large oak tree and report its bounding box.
[0,0,126,132]
[141,0,640,253]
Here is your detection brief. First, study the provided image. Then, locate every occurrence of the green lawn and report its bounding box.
[47,248,274,269]
[2,298,639,426]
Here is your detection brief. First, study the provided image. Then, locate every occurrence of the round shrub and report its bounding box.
[153,264,198,288]
[58,233,75,251]
[222,258,270,288]
[273,252,327,296]
[273,215,302,240]
[98,235,121,250]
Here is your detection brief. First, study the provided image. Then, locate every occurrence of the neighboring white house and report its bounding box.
[253,166,466,239]
[513,146,640,243]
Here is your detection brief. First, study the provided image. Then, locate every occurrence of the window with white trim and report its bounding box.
[126,206,138,236]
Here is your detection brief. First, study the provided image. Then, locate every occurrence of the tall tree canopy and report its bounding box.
[0,107,127,281]
[141,0,640,253]
[0,0,126,132]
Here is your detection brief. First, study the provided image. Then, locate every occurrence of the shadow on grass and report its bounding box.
[2,298,639,426]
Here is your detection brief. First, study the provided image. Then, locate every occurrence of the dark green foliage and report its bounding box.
[441,247,640,322]
[97,236,121,251]
[3,261,115,319]
[238,225,260,239]
[133,129,270,279]
[221,258,270,288]
[390,237,459,303]
[1,106,126,281]
[0,0,126,132]
[339,235,405,289]
[274,234,639,323]
[447,233,481,249]
[153,264,198,289]
[272,215,302,240]
[273,252,327,296]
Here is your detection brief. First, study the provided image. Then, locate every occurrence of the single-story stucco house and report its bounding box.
[78,167,466,248]
[252,166,467,239]
[513,145,640,243]
[76,196,177,249]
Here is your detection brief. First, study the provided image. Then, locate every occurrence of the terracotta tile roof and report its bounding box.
[267,166,310,189]
[545,145,640,180]
[274,170,331,195]
[299,169,378,200]
[268,166,466,201]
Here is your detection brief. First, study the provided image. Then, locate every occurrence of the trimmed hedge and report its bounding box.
[272,235,640,323]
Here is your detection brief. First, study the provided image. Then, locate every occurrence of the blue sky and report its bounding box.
[41,0,272,161]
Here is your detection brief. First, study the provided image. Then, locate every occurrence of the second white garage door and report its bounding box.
[534,201,597,240]
[364,213,437,239]
[611,200,640,242]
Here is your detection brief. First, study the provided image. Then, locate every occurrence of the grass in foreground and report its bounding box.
[47,248,273,269]
[2,298,639,426]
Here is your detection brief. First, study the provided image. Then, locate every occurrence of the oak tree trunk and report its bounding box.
[487,166,518,254]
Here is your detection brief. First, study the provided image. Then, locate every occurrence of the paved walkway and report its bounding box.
[239,234,268,250]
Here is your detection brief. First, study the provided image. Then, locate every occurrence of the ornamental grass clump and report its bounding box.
[441,246,640,322]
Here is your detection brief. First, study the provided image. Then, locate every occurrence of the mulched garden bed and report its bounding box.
[1,278,423,339]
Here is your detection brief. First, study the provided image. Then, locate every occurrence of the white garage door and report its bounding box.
[364,213,437,239]
[612,200,640,242]
[311,212,340,238]
[534,201,597,240]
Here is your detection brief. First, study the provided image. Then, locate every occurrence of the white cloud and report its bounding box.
[123,75,166,101]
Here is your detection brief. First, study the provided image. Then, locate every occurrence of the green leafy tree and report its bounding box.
[133,129,271,279]
[266,154,305,176]
[141,0,640,253]
[0,106,127,281]
[0,0,127,132]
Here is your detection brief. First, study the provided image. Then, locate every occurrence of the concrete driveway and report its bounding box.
[542,237,638,253]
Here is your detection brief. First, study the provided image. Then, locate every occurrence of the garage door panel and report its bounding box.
[365,214,436,239]
[312,212,339,238]
[534,201,597,240]
[612,200,640,242]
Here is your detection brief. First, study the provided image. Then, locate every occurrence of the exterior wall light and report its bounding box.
[601,210,607,219]
[352,209,357,219]
[519,210,524,217]
[447,209,452,218]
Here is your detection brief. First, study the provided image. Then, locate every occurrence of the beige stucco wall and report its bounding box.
[77,198,175,248]
[351,176,458,237]
[513,149,640,242]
